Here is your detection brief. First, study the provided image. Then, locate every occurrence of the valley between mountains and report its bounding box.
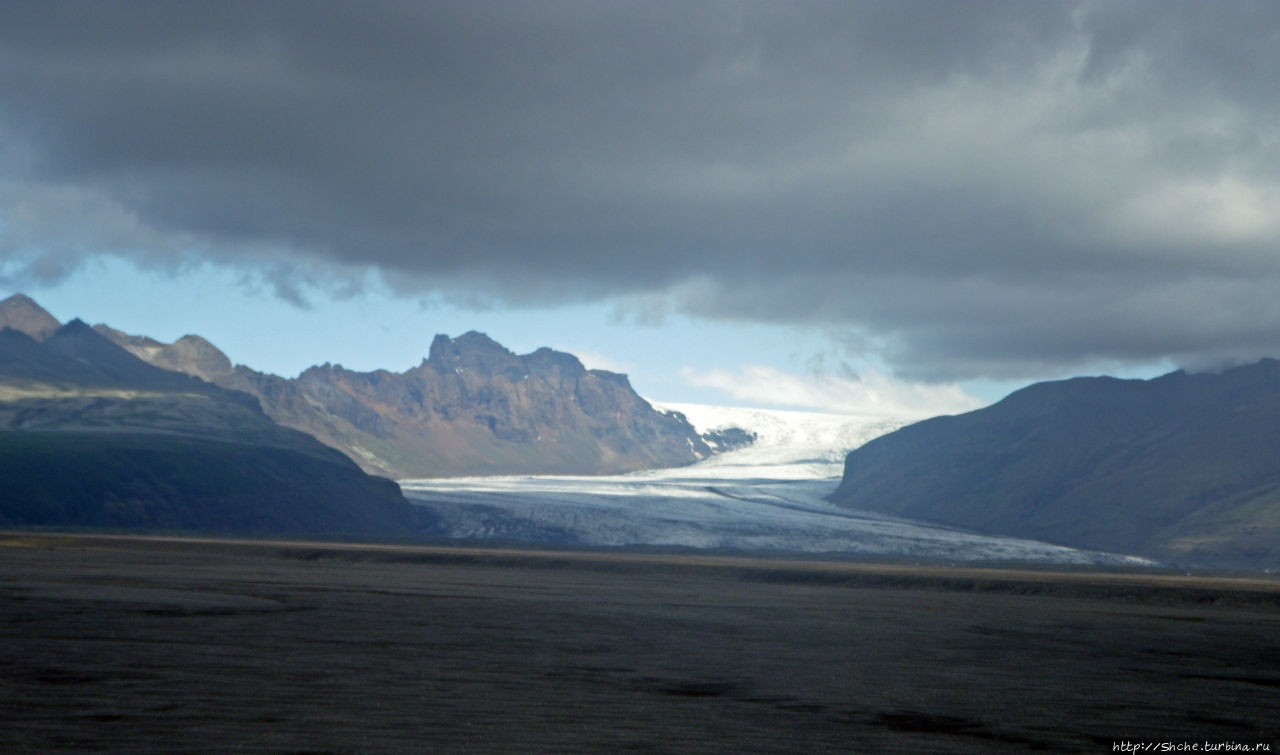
[0,293,747,540]
[6,292,1280,570]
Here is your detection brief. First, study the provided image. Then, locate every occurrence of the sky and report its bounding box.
[1,1,1275,416]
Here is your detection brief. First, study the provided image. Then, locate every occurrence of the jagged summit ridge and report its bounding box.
[86,309,719,478]
[425,331,527,380]
[291,331,714,477]
[428,330,511,361]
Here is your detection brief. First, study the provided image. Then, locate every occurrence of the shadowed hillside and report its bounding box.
[831,362,1280,568]
[0,311,419,538]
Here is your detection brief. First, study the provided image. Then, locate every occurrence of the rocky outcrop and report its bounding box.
[0,293,60,340]
[86,305,720,478]
[94,324,233,383]
[284,332,712,478]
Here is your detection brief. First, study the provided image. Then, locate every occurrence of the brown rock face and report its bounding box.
[95,324,233,383]
[99,321,711,478]
[0,294,61,340]
[286,333,710,477]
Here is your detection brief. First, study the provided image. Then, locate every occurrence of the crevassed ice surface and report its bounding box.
[400,403,1153,566]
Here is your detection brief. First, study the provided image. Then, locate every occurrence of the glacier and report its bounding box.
[401,403,1153,566]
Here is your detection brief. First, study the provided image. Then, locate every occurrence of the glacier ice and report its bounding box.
[401,403,1152,566]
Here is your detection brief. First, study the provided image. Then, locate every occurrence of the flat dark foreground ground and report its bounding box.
[2,534,1279,753]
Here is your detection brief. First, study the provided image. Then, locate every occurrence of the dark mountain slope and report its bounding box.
[0,327,87,383]
[0,322,418,538]
[830,361,1280,568]
[0,431,409,536]
[45,320,237,395]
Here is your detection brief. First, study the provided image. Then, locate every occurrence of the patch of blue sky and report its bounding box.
[15,256,887,409]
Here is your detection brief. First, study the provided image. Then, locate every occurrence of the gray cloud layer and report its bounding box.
[2,1,1279,379]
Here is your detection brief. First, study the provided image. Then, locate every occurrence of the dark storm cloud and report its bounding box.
[2,0,1280,379]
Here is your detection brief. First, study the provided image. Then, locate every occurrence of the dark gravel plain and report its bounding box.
[2,533,1278,753]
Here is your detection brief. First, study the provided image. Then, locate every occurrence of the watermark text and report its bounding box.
[1112,743,1272,753]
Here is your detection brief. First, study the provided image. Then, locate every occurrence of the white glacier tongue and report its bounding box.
[401,403,1154,566]
[651,402,911,481]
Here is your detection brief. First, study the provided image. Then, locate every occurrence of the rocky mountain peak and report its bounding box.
[158,335,234,382]
[0,293,61,340]
[425,331,525,379]
[428,331,511,362]
[51,318,96,337]
[526,346,587,376]
[94,324,234,383]
[23,318,224,396]
[64,320,732,478]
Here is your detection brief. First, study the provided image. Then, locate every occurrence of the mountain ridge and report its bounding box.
[829,360,1280,568]
[0,293,60,340]
[83,306,729,478]
[0,312,420,537]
